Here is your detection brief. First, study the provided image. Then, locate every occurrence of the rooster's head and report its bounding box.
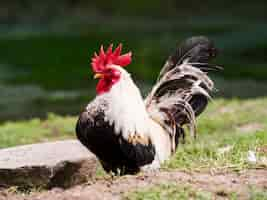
[91,44,132,95]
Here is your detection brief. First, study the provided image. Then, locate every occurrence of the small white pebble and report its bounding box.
[247,150,257,164]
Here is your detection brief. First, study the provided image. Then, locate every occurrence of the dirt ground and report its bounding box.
[1,169,266,200]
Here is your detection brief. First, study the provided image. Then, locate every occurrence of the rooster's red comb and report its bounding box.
[91,44,132,73]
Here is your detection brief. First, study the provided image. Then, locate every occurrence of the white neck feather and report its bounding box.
[99,66,149,138]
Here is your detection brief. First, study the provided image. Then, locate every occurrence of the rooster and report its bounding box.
[76,36,219,174]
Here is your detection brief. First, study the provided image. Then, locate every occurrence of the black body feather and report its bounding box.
[76,104,155,175]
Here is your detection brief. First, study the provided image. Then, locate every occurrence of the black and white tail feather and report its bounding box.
[146,36,220,152]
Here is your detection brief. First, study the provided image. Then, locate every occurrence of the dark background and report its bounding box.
[0,0,267,121]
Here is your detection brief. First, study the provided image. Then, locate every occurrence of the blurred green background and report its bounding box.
[0,0,267,121]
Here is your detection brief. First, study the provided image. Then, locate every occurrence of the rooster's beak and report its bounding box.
[94,73,103,79]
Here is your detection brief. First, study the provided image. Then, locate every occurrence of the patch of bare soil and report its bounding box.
[257,145,267,154]
[1,169,266,200]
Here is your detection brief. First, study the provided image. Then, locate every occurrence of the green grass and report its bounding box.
[124,183,213,200]
[124,184,267,200]
[0,113,76,148]
[249,187,267,200]
[165,98,267,171]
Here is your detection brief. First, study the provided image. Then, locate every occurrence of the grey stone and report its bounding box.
[0,140,98,189]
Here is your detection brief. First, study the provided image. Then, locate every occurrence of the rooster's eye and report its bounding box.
[106,68,113,73]
[105,68,120,77]
[112,70,121,77]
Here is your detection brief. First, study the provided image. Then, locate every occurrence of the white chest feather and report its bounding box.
[101,72,150,139]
